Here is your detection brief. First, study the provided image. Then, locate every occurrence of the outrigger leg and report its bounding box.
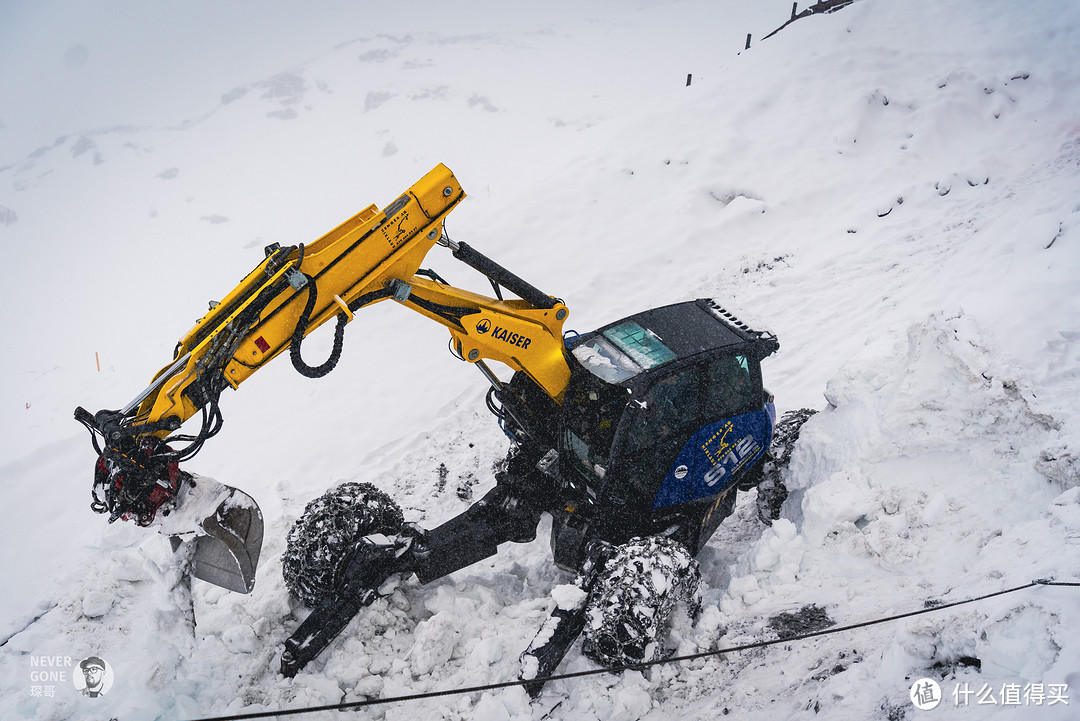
[280,480,546,677]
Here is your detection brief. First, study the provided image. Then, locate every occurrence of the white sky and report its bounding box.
[0,0,792,164]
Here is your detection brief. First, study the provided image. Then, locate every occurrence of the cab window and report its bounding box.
[609,364,702,506]
[703,354,758,420]
[625,364,702,453]
[562,374,629,481]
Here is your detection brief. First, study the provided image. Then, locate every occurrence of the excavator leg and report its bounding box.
[412,483,544,582]
[281,457,551,677]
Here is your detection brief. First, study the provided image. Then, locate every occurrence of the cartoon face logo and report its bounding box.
[475,319,491,334]
[73,656,114,698]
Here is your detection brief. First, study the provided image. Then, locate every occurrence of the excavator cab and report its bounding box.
[550,299,778,570]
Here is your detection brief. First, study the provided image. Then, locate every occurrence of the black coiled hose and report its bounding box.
[289,273,348,379]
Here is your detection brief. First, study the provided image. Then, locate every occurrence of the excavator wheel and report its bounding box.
[582,536,701,668]
[756,408,818,524]
[282,481,404,607]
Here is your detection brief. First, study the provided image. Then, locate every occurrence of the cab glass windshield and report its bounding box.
[571,321,677,383]
[603,321,677,370]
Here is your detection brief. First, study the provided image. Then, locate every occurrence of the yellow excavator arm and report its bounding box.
[126,163,571,440]
[75,164,571,547]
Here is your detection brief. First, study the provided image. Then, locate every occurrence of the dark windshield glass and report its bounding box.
[603,364,704,508]
[562,375,628,481]
[703,354,758,419]
[624,365,702,452]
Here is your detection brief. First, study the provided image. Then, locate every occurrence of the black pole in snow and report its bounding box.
[686,73,692,87]
[745,33,752,50]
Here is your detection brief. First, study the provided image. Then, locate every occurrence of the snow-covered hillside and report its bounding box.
[1,0,1079,719]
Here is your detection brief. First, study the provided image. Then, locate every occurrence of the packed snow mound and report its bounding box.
[682,316,1080,720]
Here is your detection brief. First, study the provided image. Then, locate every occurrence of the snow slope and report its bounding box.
[1,0,1079,719]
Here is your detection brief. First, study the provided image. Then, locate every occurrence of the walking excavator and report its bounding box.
[75,164,812,694]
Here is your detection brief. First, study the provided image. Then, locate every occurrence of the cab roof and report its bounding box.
[570,299,778,385]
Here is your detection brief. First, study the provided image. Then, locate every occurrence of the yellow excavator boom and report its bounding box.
[75,162,572,591]
[125,163,571,440]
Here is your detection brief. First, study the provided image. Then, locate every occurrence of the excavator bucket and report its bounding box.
[163,477,264,594]
[190,488,264,593]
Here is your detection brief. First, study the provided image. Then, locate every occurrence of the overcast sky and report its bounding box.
[1,0,650,162]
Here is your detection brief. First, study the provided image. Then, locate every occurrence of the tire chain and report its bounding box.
[757,408,818,523]
[582,536,701,667]
[282,481,404,607]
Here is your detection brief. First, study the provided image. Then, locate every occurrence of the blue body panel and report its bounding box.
[652,402,776,509]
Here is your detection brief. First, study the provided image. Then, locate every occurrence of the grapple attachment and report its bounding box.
[77,406,265,593]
